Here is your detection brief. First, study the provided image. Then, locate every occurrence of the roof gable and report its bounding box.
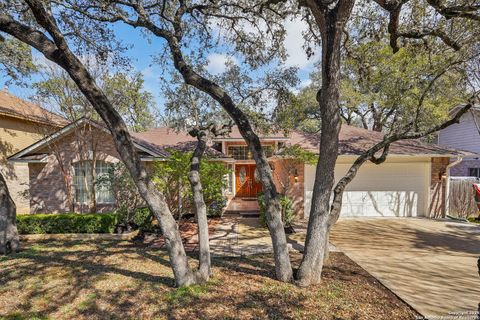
[9,120,229,162]
[8,118,162,161]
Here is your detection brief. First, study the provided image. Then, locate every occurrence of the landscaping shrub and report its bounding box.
[468,216,480,224]
[152,150,230,218]
[17,212,118,234]
[258,193,295,227]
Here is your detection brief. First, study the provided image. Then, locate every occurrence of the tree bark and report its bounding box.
[162,33,293,282]
[46,0,293,283]
[0,2,196,286]
[296,0,355,287]
[188,130,211,282]
[0,172,20,255]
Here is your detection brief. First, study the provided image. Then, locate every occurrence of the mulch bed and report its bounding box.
[142,217,221,251]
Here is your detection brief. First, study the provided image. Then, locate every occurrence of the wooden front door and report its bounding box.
[235,164,262,197]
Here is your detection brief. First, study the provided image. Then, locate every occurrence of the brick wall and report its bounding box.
[429,157,450,218]
[270,159,305,217]
[29,126,121,213]
[4,163,30,214]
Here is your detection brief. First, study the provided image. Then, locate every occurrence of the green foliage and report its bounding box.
[200,161,230,217]
[101,72,157,132]
[278,37,472,134]
[166,279,219,305]
[0,36,37,85]
[152,150,229,218]
[131,207,154,231]
[33,66,158,131]
[16,213,118,234]
[340,41,468,131]
[273,88,320,134]
[100,162,144,217]
[99,164,154,231]
[467,216,480,224]
[277,145,317,166]
[258,193,295,227]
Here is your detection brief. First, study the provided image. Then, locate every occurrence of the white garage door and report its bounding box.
[304,161,430,218]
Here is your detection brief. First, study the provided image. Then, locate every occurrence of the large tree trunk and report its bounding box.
[188,131,211,282]
[296,1,355,287]
[0,173,20,255]
[164,36,293,282]
[0,2,197,286]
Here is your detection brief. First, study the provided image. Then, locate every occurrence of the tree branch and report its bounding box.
[426,0,480,21]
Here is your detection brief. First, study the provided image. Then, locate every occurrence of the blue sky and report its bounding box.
[1,17,319,114]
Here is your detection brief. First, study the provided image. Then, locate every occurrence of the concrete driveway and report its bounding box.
[330,218,480,317]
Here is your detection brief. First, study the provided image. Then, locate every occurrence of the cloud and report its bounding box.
[141,66,156,81]
[299,78,312,88]
[283,18,319,69]
[206,53,238,75]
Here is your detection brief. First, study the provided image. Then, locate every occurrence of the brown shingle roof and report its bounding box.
[213,126,289,140]
[132,128,228,158]
[288,124,474,156]
[0,90,67,126]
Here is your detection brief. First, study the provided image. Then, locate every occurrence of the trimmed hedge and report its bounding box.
[17,213,119,234]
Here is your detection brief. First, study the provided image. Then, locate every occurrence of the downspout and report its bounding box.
[445,156,463,217]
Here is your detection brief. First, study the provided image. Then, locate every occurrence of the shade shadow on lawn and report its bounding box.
[0,239,418,320]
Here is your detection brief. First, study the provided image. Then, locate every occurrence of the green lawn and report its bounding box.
[0,240,417,320]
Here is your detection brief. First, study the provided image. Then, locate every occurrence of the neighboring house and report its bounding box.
[0,89,66,213]
[437,105,480,177]
[9,118,472,218]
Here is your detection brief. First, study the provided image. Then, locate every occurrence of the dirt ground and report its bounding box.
[0,239,417,320]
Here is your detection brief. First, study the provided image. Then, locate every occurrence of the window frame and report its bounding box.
[469,167,480,178]
[227,145,274,160]
[72,160,115,205]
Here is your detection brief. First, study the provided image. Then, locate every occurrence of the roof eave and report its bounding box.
[338,153,476,158]
[213,137,290,142]
[0,110,66,127]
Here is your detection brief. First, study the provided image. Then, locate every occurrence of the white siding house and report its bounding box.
[437,107,480,177]
[304,157,432,218]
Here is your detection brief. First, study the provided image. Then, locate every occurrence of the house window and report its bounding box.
[469,168,480,178]
[227,145,274,160]
[73,161,114,204]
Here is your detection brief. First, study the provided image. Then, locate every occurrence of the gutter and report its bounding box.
[444,156,463,217]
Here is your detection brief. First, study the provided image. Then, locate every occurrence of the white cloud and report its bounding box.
[141,66,156,80]
[299,78,312,88]
[283,18,319,69]
[206,53,238,75]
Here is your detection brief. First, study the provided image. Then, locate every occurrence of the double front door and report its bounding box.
[235,164,262,197]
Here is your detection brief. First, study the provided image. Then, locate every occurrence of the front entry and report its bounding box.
[235,164,262,197]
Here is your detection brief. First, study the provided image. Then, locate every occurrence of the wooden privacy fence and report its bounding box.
[448,177,479,218]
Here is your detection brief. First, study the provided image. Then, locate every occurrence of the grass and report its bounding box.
[468,216,480,224]
[0,240,418,320]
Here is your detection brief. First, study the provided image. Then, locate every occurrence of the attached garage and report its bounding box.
[304,157,433,218]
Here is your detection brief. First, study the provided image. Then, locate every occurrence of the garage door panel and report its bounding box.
[304,162,429,218]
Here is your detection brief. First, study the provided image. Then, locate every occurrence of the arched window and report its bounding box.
[73,161,114,204]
